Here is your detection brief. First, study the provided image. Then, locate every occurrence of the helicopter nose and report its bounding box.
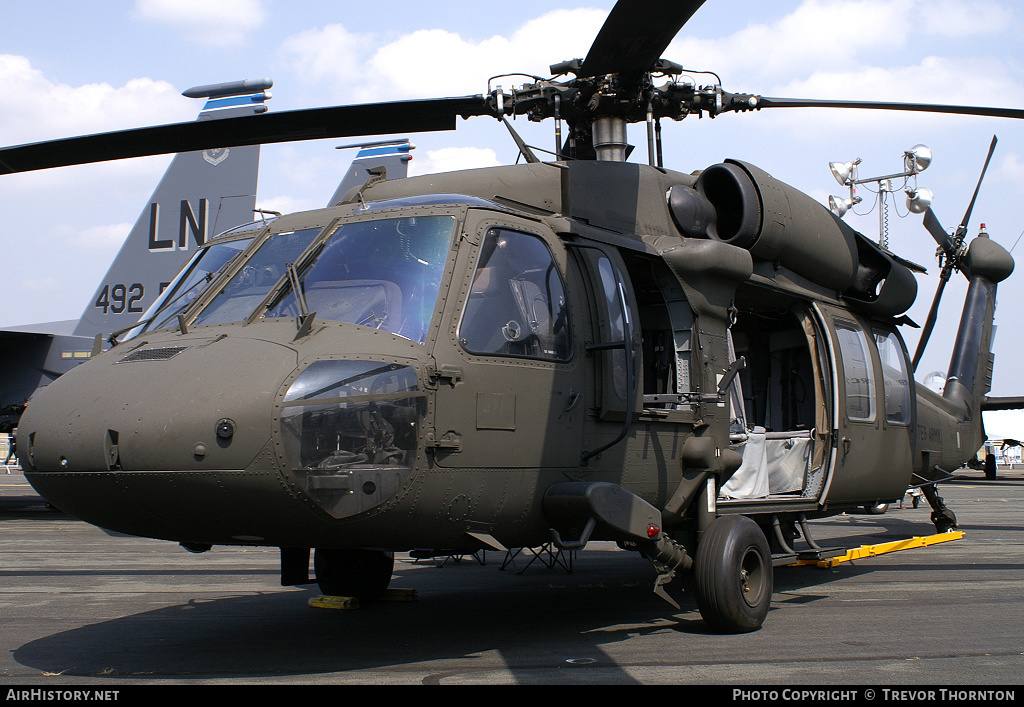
[17,328,302,541]
[19,330,298,474]
[275,359,425,521]
[18,321,433,546]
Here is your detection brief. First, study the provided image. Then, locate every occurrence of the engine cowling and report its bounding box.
[668,159,917,316]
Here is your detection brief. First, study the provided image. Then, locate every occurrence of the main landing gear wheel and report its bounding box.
[314,548,394,601]
[694,515,773,634]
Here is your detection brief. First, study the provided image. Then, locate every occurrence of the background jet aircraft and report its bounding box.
[328,140,415,207]
[0,79,271,432]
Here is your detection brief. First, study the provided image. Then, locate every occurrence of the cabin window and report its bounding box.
[459,229,571,361]
[597,255,629,398]
[834,319,876,422]
[874,328,911,424]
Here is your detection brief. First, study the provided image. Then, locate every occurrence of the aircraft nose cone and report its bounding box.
[19,331,298,473]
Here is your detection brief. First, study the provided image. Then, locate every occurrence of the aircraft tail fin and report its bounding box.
[72,79,273,338]
[326,140,414,206]
[943,227,1015,453]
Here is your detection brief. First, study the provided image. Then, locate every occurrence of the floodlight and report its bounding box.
[905,144,932,173]
[829,158,861,186]
[829,194,861,217]
[906,187,933,214]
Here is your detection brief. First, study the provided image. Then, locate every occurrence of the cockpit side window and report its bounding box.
[458,229,571,361]
[124,236,254,340]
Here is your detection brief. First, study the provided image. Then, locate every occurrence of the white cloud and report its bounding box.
[671,0,912,83]
[409,147,500,176]
[279,24,375,87]
[922,0,1015,37]
[669,0,1017,88]
[775,55,1022,104]
[0,54,188,145]
[279,9,608,102]
[133,0,266,46]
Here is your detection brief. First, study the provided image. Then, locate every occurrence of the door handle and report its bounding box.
[565,389,581,412]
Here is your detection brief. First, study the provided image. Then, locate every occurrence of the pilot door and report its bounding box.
[815,303,913,503]
[428,212,585,469]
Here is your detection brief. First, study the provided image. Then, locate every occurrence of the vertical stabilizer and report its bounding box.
[327,140,414,206]
[943,229,1014,453]
[72,80,272,338]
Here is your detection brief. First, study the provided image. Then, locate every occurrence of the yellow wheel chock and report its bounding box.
[795,530,965,568]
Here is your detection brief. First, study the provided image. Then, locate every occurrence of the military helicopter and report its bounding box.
[3,0,1020,634]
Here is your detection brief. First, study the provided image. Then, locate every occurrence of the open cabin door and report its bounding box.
[723,303,833,503]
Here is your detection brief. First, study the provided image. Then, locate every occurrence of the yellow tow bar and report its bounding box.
[797,530,965,568]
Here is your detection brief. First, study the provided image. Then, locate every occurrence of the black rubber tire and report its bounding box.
[985,453,997,480]
[931,508,958,534]
[694,515,773,633]
[314,548,394,601]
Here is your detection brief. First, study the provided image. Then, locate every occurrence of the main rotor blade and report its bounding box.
[579,0,706,80]
[751,96,1024,120]
[0,96,490,175]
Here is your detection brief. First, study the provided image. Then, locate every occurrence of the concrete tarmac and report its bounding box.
[1,466,1022,686]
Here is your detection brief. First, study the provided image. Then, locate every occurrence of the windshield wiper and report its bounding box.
[286,262,316,339]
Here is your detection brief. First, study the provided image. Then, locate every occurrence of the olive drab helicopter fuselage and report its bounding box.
[5,0,1020,633]
[16,157,1014,632]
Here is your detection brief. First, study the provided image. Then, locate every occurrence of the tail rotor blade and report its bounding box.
[913,136,998,370]
[957,135,997,236]
[912,276,948,372]
[923,207,954,255]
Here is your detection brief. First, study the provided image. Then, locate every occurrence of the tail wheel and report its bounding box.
[314,548,394,601]
[931,508,958,534]
[694,515,773,633]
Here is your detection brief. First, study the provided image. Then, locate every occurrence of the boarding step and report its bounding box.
[771,552,798,567]
[797,547,846,563]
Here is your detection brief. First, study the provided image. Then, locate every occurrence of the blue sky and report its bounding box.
[3,0,1024,435]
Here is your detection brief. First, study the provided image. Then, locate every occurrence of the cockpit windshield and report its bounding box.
[124,236,254,340]
[192,228,322,327]
[264,215,456,344]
